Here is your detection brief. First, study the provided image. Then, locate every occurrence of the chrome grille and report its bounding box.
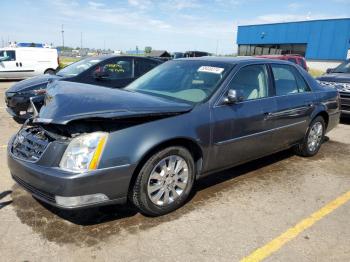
[12,127,51,162]
[340,91,350,110]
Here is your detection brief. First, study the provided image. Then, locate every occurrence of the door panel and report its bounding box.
[210,97,277,171]
[0,50,21,79]
[208,64,277,171]
[0,61,20,78]
[270,64,315,148]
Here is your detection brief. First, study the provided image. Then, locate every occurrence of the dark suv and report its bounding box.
[317,59,350,116]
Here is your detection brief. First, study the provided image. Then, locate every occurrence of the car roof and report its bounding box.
[86,55,163,63]
[176,56,295,65]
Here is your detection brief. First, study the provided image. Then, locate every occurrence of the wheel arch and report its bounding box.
[44,68,56,74]
[312,110,329,129]
[127,137,204,199]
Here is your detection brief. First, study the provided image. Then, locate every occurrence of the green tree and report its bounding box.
[144,46,152,54]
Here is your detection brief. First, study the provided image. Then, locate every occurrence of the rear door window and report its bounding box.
[94,58,133,79]
[271,64,310,96]
[134,59,159,77]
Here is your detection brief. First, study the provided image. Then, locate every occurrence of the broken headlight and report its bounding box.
[59,132,108,172]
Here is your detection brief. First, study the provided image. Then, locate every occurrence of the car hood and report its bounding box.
[6,74,62,93]
[34,81,193,125]
[317,73,350,83]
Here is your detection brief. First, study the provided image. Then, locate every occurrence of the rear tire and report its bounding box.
[44,69,55,75]
[130,146,195,216]
[294,116,325,157]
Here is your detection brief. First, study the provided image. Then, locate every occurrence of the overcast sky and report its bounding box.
[1,0,350,54]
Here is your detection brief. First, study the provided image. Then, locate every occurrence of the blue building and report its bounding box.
[237,18,350,69]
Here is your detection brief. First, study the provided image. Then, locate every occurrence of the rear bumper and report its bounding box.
[7,140,134,209]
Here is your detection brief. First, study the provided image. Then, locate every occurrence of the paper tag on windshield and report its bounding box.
[198,66,224,74]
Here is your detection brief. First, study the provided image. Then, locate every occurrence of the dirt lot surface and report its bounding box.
[0,81,349,262]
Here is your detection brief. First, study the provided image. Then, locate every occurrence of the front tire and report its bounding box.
[130,146,195,216]
[295,116,325,157]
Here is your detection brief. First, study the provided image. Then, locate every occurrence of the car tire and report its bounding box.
[294,116,326,157]
[130,146,195,216]
[44,69,55,75]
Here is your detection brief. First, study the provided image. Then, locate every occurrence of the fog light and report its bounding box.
[55,194,109,207]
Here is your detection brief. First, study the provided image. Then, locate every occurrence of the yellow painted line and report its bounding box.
[0,145,7,149]
[241,190,350,262]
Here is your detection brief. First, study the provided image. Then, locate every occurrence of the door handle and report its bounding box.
[16,62,19,67]
[19,62,22,67]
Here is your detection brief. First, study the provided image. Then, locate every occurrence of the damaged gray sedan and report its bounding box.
[8,57,340,216]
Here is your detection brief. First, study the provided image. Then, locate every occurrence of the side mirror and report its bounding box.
[326,68,333,74]
[223,89,244,104]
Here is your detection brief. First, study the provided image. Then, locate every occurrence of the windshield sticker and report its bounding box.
[198,66,224,74]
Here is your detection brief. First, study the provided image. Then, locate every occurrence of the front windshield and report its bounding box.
[332,60,350,73]
[56,57,102,77]
[125,60,233,103]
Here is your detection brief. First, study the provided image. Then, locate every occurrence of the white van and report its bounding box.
[0,47,59,79]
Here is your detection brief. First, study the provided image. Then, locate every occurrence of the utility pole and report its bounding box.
[61,24,65,49]
[80,32,83,49]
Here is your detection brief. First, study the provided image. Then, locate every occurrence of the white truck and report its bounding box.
[0,46,59,79]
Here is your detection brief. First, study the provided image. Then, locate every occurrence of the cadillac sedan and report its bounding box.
[8,57,340,216]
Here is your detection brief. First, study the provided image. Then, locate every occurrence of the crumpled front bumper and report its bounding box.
[7,136,134,209]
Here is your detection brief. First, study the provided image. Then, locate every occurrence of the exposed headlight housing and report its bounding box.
[59,132,108,172]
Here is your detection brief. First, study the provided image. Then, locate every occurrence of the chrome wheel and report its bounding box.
[307,122,323,152]
[147,155,189,206]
